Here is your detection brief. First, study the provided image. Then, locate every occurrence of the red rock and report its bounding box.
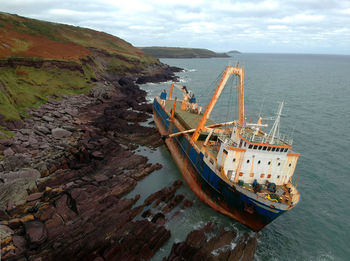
[181,199,193,209]
[24,220,47,247]
[151,212,166,225]
[37,205,56,221]
[12,235,26,251]
[55,194,77,222]
[91,151,104,160]
[94,174,108,182]
[26,192,43,202]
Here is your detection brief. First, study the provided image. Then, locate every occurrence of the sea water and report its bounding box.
[131,54,350,260]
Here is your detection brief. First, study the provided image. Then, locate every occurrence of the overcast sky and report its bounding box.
[1,0,350,54]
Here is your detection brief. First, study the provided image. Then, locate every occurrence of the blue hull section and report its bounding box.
[153,99,286,230]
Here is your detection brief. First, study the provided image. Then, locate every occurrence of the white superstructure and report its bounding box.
[216,102,300,187]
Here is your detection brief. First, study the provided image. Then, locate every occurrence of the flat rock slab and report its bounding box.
[52,128,72,139]
[42,116,54,122]
[91,151,104,160]
[26,192,44,202]
[24,220,47,247]
[94,174,108,182]
[35,125,51,135]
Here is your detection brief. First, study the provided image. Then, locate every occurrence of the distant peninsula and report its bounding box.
[227,50,241,56]
[139,46,230,58]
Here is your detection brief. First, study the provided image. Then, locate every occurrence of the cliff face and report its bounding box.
[0,12,171,123]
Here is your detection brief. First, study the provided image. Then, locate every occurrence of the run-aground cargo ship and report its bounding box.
[153,66,300,231]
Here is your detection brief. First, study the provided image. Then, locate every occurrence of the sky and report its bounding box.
[1,0,350,54]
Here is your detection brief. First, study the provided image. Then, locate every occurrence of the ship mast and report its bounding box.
[191,66,245,142]
[267,101,284,144]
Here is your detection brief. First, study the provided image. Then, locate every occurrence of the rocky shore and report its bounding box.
[0,66,258,260]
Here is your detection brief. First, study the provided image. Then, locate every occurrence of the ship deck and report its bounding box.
[164,100,219,157]
[164,100,216,130]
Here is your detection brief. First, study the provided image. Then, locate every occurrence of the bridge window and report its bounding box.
[263,146,267,151]
[272,147,276,152]
[267,147,271,151]
[276,148,280,152]
[253,145,258,149]
[249,144,253,149]
[258,146,262,150]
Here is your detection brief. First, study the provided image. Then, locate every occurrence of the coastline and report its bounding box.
[0,65,258,260]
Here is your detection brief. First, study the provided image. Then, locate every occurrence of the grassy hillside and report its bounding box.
[139,47,229,58]
[0,12,159,122]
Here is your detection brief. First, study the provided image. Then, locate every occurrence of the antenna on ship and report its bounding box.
[268,101,284,144]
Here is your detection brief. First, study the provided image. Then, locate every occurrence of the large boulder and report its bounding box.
[0,169,40,208]
[52,128,72,139]
[0,224,14,245]
[35,125,51,135]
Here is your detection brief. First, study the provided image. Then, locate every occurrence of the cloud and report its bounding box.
[0,0,349,54]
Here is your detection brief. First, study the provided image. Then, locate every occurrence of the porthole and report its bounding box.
[277,175,280,178]
[278,162,281,166]
[233,158,236,162]
[247,159,250,163]
[205,153,208,158]
[268,161,271,165]
[289,163,292,167]
[258,160,261,164]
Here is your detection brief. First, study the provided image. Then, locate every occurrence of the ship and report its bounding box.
[152,66,300,231]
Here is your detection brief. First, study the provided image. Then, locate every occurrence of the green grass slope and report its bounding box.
[139,46,229,58]
[0,12,159,122]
